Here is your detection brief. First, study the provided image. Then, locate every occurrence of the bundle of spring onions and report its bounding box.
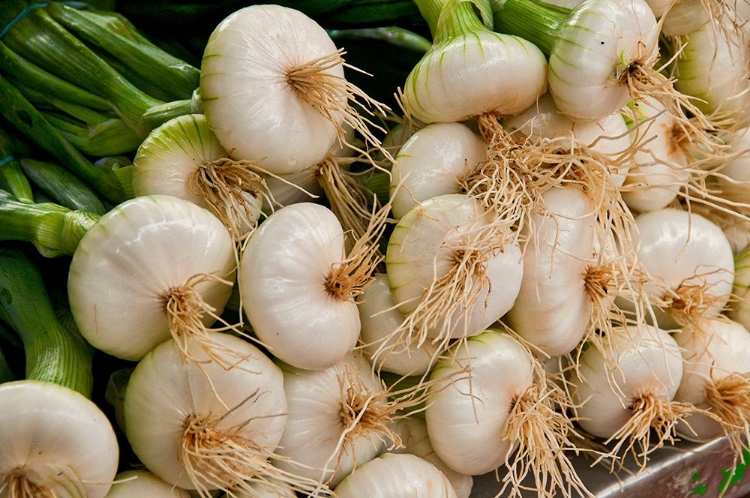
[2,0,750,497]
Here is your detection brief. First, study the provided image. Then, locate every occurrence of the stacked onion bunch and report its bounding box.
[3,0,750,497]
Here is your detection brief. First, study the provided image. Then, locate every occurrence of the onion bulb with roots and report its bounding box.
[132,114,265,241]
[123,332,299,497]
[504,185,599,358]
[620,96,693,214]
[200,4,390,176]
[402,0,547,124]
[425,329,587,498]
[332,453,458,498]
[624,208,735,330]
[502,91,633,187]
[0,380,119,498]
[674,317,750,455]
[272,352,411,489]
[240,202,385,371]
[570,324,689,469]
[493,0,661,123]
[667,17,750,125]
[385,193,524,350]
[68,195,236,362]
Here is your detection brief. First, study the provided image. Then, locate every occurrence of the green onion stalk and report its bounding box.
[44,2,200,102]
[0,1,163,138]
[0,39,112,112]
[0,189,100,257]
[0,152,34,205]
[20,158,107,214]
[31,96,143,157]
[0,246,93,396]
[0,71,131,203]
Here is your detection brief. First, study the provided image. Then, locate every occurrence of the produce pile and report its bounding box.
[2,0,750,497]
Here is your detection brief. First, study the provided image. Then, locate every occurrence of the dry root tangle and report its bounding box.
[286,48,394,166]
[189,157,268,243]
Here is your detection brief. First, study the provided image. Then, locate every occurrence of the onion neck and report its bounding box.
[415,0,494,41]
[492,0,571,55]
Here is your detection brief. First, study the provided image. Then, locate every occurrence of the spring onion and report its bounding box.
[504,186,600,358]
[628,208,735,330]
[425,328,586,497]
[674,317,750,456]
[492,0,669,124]
[385,193,524,350]
[570,324,690,470]
[0,247,118,498]
[239,201,385,371]
[200,3,391,177]
[272,351,411,489]
[132,114,266,241]
[402,0,547,124]
[664,17,750,126]
[123,331,298,497]
[68,194,236,361]
[389,122,488,220]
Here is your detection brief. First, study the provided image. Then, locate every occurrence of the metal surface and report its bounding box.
[470,435,750,497]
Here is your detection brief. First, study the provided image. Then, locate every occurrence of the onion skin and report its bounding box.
[332,453,458,498]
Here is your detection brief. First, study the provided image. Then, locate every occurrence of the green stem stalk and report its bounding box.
[0,40,112,112]
[0,155,34,204]
[20,158,107,214]
[0,71,130,203]
[0,189,100,257]
[0,246,93,396]
[413,0,494,38]
[0,0,164,138]
[45,2,200,101]
[491,0,571,55]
